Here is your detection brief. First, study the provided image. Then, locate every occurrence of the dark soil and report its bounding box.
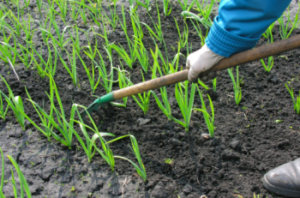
[1,1,300,198]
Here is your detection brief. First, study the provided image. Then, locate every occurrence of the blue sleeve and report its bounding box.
[205,0,291,57]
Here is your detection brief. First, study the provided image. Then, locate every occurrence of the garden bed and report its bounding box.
[1,0,300,198]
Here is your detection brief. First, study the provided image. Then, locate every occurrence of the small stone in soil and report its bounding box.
[182,184,193,194]
[137,118,151,126]
[178,132,185,138]
[151,184,168,198]
[201,133,210,139]
[229,139,241,151]
[169,138,182,146]
[221,149,240,161]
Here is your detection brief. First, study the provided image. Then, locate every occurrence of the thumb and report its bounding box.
[186,57,190,69]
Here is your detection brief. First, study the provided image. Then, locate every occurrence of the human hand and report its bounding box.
[186,44,224,82]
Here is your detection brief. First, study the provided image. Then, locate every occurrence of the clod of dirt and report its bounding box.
[221,149,240,161]
[182,184,193,194]
[276,139,290,149]
[169,138,182,146]
[161,163,172,173]
[137,118,151,126]
[229,139,241,151]
[151,182,168,198]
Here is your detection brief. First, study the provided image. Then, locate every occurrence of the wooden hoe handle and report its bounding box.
[113,34,300,100]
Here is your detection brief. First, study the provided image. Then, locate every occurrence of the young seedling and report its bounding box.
[26,42,49,78]
[111,66,129,107]
[194,0,215,28]
[141,5,164,44]
[150,47,172,120]
[261,23,275,72]
[172,81,197,132]
[78,2,88,25]
[6,10,22,37]
[163,0,172,16]
[72,105,115,163]
[285,84,300,114]
[46,43,58,76]
[16,42,34,69]
[119,6,138,62]
[54,0,68,22]
[0,76,25,130]
[127,72,151,115]
[114,135,147,182]
[1,147,32,198]
[197,79,210,90]
[194,89,215,137]
[174,19,188,49]
[8,12,34,43]
[136,0,151,12]
[151,87,172,121]
[109,43,135,69]
[40,10,72,50]
[77,50,100,93]
[164,158,174,164]
[263,22,275,43]
[24,86,53,142]
[260,56,274,72]
[79,111,128,171]
[57,45,77,85]
[26,75,77,149]
[177,0,198,11]
[277,4,300,39]
[129,0,138,13]
[212,78,217,92]
[101,2,119,31]
[35,14,51,44]
[36,0,42,18]
[0,91,8,121]
[191,20,208,46]
[151,43,183,75]
[69,25,82,53]
[131,12,144,41]
[0,8,11,33]
[95,47,115,93]
[7,154,32,198]
[69,0,101,25]
[0,32,17,65]
[227,67,242,105]
[135,39,149,73]
[169,42,185,74]
[70,2,80,21]
[151,45,170,74]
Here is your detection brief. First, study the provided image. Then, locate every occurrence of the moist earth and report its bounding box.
[1,1,300,198]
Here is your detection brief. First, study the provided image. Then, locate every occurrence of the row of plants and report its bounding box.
[0,147,32,198]
[0,73,147,180]
[0,0,299,77]
[1,0,297,75]
[0,0,299,99]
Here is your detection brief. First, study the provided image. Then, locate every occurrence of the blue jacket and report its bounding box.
[206,0,291,57]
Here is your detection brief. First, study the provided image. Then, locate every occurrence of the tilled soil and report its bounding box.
[1,1,300,198]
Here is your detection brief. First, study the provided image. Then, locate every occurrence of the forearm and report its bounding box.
[206,0,292,57]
